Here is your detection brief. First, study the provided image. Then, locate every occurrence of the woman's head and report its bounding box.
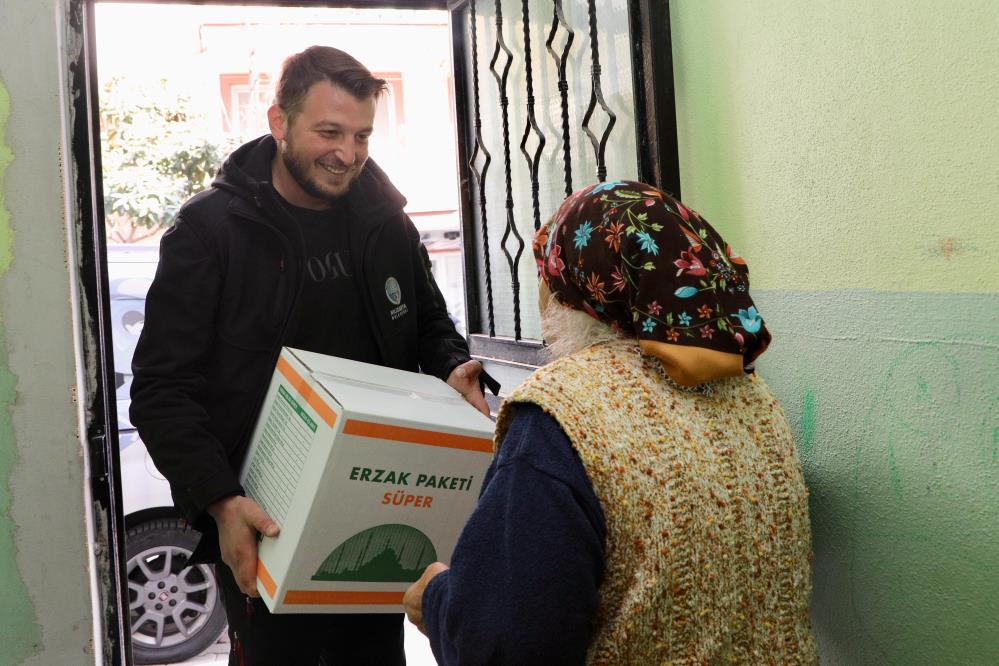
[538,279,627,361]
[534,180,771,385]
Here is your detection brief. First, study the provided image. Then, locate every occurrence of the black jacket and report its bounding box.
[130,136,476,536]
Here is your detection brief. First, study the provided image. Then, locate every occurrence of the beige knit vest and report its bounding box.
[496,340,817,665]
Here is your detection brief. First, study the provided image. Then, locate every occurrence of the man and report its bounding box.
[130,45,493,665]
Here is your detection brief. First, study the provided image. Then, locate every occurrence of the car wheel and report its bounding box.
[126,518,227,664]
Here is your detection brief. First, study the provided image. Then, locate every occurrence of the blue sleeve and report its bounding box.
[421,403,606,666]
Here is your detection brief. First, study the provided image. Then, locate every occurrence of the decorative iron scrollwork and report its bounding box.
[489,0,526,340]
[546,0,575,197]
[468,0,495,336]
[581,0,617,182]
[520,0,546,232]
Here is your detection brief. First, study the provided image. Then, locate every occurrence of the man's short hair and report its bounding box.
[275,46,387,120]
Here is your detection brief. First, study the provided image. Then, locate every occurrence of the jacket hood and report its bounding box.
[212,134,407,218]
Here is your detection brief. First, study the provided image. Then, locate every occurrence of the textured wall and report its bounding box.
[0,74,45,666]
[670,1,999,294]
[670,2,998,664]
[0,0,96,663]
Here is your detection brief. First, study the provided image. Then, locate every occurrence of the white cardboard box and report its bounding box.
[239,347,495,614]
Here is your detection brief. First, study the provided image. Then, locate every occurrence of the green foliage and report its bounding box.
[100,77,235,233]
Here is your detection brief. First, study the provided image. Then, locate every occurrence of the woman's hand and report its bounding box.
[403,562,449,635]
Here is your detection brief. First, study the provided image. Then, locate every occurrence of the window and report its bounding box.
[373,73,405,138]
[219,72,272,137]
[448,0,678,380]
[219,71,405,141]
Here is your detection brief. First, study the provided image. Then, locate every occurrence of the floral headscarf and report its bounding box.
[534,180,771,371]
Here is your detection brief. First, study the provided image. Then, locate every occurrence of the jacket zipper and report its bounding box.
[233,630,244,666]
[226,189,390,461]
[357,221,391,364]
[273,257,286,321]
[225,195,302,463]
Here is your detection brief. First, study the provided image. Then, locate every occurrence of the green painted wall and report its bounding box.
[671,1,999,294]
[757,291,998,664]
[1,1,96,663]
[0,77,44,665]
[671,3,999,664]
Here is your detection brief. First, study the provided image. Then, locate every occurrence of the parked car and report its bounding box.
[109,244,227,664]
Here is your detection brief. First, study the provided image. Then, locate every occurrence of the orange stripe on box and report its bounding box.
[343,420,492,453]
[276,356,337,428]
[283,590,405,605]
[257,561,277,599]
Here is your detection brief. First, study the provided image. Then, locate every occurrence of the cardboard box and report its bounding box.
[239,347,495,614]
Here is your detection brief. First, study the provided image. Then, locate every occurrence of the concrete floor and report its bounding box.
[162,621,437,665]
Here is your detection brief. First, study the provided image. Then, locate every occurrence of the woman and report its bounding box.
[404,180,817,664]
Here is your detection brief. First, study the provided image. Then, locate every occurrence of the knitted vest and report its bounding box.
[495,340,817,665]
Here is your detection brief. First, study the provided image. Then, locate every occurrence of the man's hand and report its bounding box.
[207,495,279,597]
[446,360,490,416]
[404,561,449,636]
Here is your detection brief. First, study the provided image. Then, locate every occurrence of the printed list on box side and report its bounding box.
[243,385,318,525]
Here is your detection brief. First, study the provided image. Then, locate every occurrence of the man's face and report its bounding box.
[270,80,376,207]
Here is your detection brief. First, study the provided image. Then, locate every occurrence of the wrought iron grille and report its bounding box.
[451,0,678,358]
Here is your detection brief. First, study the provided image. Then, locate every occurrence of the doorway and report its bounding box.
[92,2,464,663]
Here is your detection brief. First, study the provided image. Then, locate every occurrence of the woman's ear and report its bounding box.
[538,280,553,319]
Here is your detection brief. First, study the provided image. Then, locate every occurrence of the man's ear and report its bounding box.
[267,104,288,141]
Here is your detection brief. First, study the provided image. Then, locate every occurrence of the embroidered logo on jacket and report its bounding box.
[385,277,409,320]
[385,277,402,305]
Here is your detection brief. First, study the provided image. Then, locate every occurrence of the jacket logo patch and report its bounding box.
[385,276,408,320]
[385,277,402,305]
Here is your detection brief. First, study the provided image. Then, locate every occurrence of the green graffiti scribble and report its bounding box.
[801,389,817,455]
[887,432,903,500]
[0,78,43,662]
[853,341,999,663]
[868,342,962,500]
[983,397,998,467]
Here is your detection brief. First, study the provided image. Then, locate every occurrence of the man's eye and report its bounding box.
[357,134,370,143]
[321,130,339,138]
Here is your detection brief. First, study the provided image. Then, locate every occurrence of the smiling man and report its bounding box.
[269,69,373,204]
[130,46,493,666]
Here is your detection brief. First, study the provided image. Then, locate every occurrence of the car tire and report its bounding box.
[126,518,227,664]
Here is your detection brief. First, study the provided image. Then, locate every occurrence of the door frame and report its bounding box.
[71,1,456,663]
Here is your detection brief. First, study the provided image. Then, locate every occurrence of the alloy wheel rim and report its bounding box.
[126,543,218,650]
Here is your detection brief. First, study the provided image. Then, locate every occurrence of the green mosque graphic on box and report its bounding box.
[313,524,438,583]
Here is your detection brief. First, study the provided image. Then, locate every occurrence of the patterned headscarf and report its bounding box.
[534,180,771,371]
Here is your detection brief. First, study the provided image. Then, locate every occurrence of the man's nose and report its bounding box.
[333,141,357,166]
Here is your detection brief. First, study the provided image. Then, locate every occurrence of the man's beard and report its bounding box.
[280,137,358,202]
